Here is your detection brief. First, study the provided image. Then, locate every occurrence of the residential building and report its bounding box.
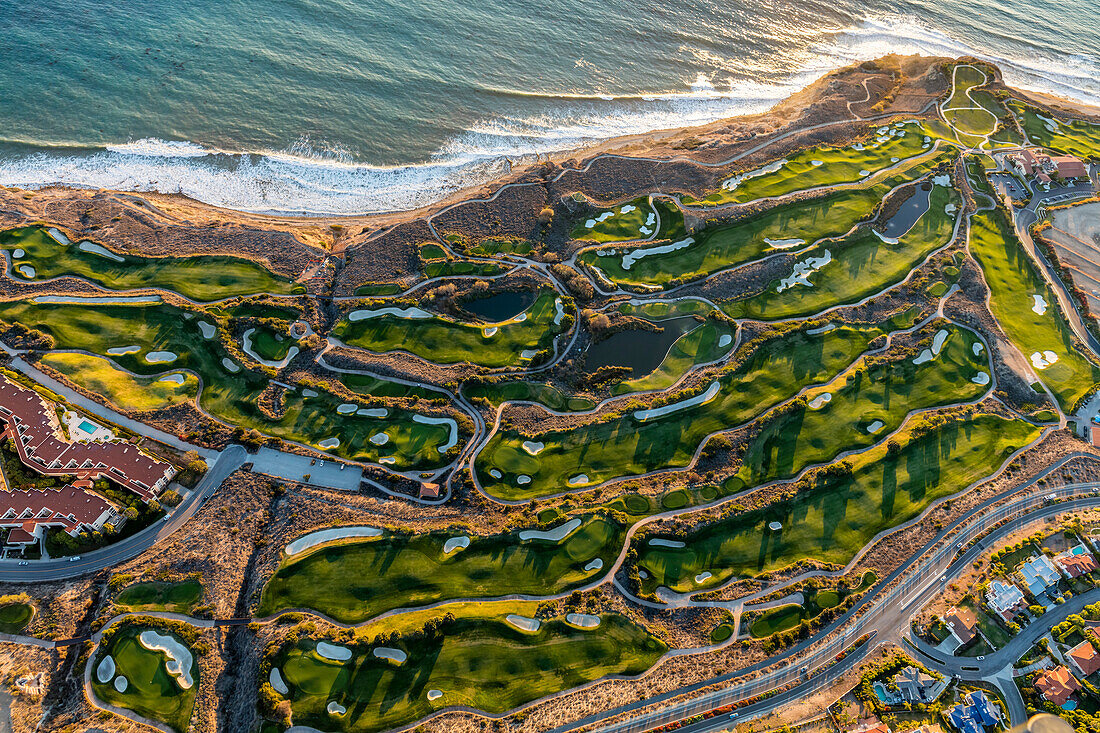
[1018,555,1060,596]
[944,606,979,646]
[1067,641,1100,677]
[1054,545,1098,578]
[0,486,119,544]
[947,691,1001,733]
[1035,666,1081,706]
[894,666,947,703]
[986,580,1027,621]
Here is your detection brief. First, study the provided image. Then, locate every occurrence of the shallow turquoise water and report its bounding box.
[1,0,1097,213]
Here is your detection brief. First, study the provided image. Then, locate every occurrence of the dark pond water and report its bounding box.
[461,290,537,321]
[584,315,701,378]
[878,182,933,238]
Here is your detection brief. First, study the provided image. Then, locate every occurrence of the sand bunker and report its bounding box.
[568,474,589,486]
[522,440,545,455]
[809,393,832,410]
[316,642,353,661]
[769,521,783,531]
[337,403,357,414]
[139,630,194,689]
[718,334,732,348]
[621,204,637,214]
[328,701,347,715]
[374,647,407,664]
[649,538,686,549]
[873,231,900,245]
[1031,351,1059,369]
[107,345,140,355]
[318,437,340,449]
[866,420,885,433]
[489,469,502,479]
[370,432,389,445]
[47,227,70,245]
[16,265,34,278]
[506,614,541,632]
[913,329,950,365]
[379,456,396,464]
[11,248,23,258]
[114,676,128,693]
[483,326,498,337]
[933,174,951,187]
[973,342,984,356]
[96,655,116,684]
[764,238,805,250]
[285,526,381,555]
[585,558,603,572]
[158,373,186,385]
[79,241,126,262]
[621,237,695,270]
[722,158,787,191]
[198,321,216,339]
[1032,294,1048,315]
[566,613,601,628]
[414,414,458,452]
[269,667,289,695]
[357,407,388,417]
[584,211,614,228]
[972,371,990,385]
[634,380,720,421]
[145,351,177,363]
[443,536,470,553]
[242,328,299,367]
[695,572,712,583]
[777,251,832,293]
[348,306,432,321]
[428,690,443,701]
[222,358,241,373]
[517,474,531,485]
[302,388,318,397]
[520,517,581,542]
[521,349,538,358]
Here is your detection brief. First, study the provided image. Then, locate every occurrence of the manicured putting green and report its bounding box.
[115,581,203,613]
[710,623,734,643]
[1006,100,1100,160]
[0,602,33,634]
[750,604,804,638]
[572,197,656,242]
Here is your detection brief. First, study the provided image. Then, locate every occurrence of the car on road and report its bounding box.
[729,713,739,719]
[17,561,27,566]
[977,655,985,660]
[69,556,81,562]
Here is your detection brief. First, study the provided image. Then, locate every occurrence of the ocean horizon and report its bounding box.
[2,0,1097,215]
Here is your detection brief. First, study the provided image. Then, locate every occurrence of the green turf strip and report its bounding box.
[636,412,1040,593]
[0,226,297,301]
[465,380,595,412]
[257,514,624,623]
[1006,100,1100,159]
[475,322,883,499]
[968,207,1100,411]
[115,582,203,614]
[40,352,199,411]
[273,615,665,733]
[332,289,564,368]
[92,626,197,733]
[571,196,657,242]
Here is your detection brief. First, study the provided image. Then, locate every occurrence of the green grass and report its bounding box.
[968,208,1100,411]
[0,301,457,468]
[682,121,937,206]
[257,514,624,623]
[465,380,595,412]
[92,626,198,733]
[750,604,805,638]
[39,352,198,411]
[418,242,449,262]
[572,197,656,242]
[1007,100,1100,159]
[637,412,1040,592]
[332,289,564,368]
[245,325,295,361]
[661,489,689,510]
[0,226,298,301]
[722,182,960,320]
[338,372,441,401]
[424,260,506,278]
[354,283,403,297]
[465,238,533,256]
[710,623,734,643]
[272,613,666,733]
[612,316,736,395]
[0,603,33,634]
[115,582,203,614]
[476,322,882,498]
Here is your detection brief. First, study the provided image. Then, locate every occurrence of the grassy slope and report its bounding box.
[0,226,296,301]
[1007,101,1100,159]
[40,352,198,411]
[115,582,203,614]
[258,515,624,623]
[0,603,33,634]
[968,208,1100,411]
[571,197,655,242]
[637,412,1039,593]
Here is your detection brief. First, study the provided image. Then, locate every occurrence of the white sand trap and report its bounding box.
[269,667,289,695]
[1032,294,1048,315]
[567,613,601,628]
[107,345,141,355]
[96,655,116,684]
[145,351,177,363]
[639,226,652,235]
[866,420,885,434]
[139,630,194,689]
[585,558,604,572]
[222,357,241,373]
[597,248,616,257]
[517,474,531,485]
[973,342,984,356]
[764,238,805,250]
[302,388,318,397]
[649,538,686,549]
[328,701,347,715]
[285,526,382,555]
[337,403,357,414]
[483,326,498,337]
[319,438,340,450]
[374,647,407,664]
[621,204,637,214]
[198,321,216,339]
[972,371,990,385]
[11,248,23,258]
[776,251,832,293]
[621,237,695,270]
[114,676,128,693]
[877,127,889,135]
[47,227,70,245]
[379,456,396,464]
[428,689,443,701]
[721,158,787,191]
[522,440,545,455]
[768,521,782,531]
[913,329,950,365]
[568,474,589,486]
[852,143,865,151]
[809,393,832,410]
[860,170,871,177]
[718,334,732,348]
[1031,351,1059,369]
[554,298,566,325]
[348,306,432,321]
[16,265,35,278]
[79,241,126,262]
[807,323,836,335]
[933,174,951,186]
[521,349,538,358]
[316,642,352,662]
[242,328,299,368]
[413,414,458,452]
[811,160,823,166]
[158,373,186,385]
[489,468,502,479]
[511,313,528,323]
[357,408,388,417]
[646,212,656,226]
[443,536,470,554]
[370,432,389,446]
[634,380,720,421]
[506,614,541,632]
[891,157,900,163]
[695,572,713,583]
[873,231,900,245]
[945,203,958,215]
[521,518,582,542]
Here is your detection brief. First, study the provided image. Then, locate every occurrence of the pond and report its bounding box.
[878,182,932,239]
[584,315,701,378]
[461,290,537,322]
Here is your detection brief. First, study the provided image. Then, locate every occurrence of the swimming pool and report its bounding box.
[78,420,98,434]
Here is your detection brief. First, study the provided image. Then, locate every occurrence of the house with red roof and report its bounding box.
[1035,666,1080,706]
[1067,641,1100,677]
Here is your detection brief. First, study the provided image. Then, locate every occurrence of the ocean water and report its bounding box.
[1,0,1097,214]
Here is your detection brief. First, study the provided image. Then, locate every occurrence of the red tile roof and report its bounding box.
[1036,666,1080,705]
[1068,641,1100,677]
[1053,156,1088,179]
[945,606,978,644]
[1057,553,1098,578]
